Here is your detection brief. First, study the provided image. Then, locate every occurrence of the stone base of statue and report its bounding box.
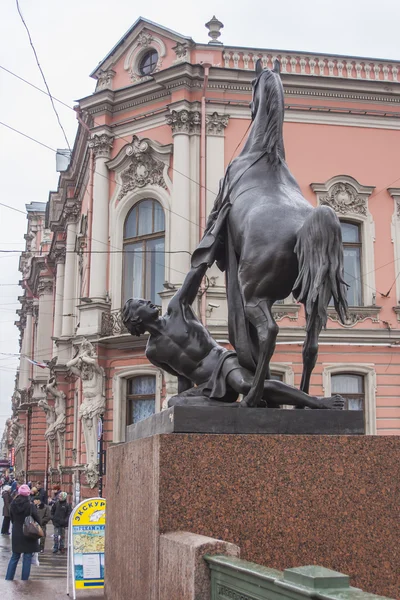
[104,431,399,600]
[126,404,364,442]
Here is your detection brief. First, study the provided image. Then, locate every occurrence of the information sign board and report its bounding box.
[67,497,106,599]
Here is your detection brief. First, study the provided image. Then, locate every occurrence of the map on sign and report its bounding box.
[67,497,106,600]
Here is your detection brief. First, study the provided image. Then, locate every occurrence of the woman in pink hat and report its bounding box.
[5,484,41,581]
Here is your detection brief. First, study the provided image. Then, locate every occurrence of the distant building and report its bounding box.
[6,17,400,499]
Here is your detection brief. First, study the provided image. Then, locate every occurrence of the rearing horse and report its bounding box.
[193,59,348,407]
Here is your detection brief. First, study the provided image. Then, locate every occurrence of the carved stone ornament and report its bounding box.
[38,279,53,296]
[117,136,167,201]
[206,112,230,136]
[54,247,66,264]
[396,199,400,219]
[96,69,116,91]
[320,182,367,216]
[85,462,99,489]
[328,306,381,327]
[166,109,201,135]
[172,42,190,62]
[137,32,153,47]
[89,134,114,159]
[64,201,81,223]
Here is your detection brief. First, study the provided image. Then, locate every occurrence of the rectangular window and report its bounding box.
[331,373,364,411]
[126,376,156,426]
[341,222,362,306]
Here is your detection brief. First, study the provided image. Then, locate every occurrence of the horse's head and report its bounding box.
[249,58,285,161]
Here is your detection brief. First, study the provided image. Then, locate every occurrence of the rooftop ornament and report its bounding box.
[205,16,224,45]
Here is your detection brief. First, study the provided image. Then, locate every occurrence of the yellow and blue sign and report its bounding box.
[67,498,106,599]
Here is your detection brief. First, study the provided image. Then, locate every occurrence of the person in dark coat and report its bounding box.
[51,491,71,553]
[1,485,12,534]
[5,484,40,580]
[36,481,48,505]
[33,498,51,553]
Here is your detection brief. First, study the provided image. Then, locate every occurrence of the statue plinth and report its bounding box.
[126,406,364,442]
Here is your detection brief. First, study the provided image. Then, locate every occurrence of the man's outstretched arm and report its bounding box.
[169,264,208,310]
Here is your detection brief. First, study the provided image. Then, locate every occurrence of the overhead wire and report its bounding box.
[15,0,71,152]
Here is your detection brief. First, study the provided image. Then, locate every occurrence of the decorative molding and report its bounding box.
[64,200,81,223]
[206,112,230,136]
[172,42,191,63]
[38,278,53,296]
[89,133,114,159]
[96,69,116,91]
[272,304,300,321]
[166,109,201,135]
[123,30,166,83]
[54,247,66,264]
[327,306,381,327]
[221,49,400,83]
[392,306,400,322]
[112,136,168,201]
[320,182,367,216]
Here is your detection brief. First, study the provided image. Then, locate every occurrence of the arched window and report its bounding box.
[126,375,156,426]
[341,221,362,306]
[123,199,165,305]
[331,373,364,411]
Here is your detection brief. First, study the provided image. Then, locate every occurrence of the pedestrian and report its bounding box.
[51,491,71,554]
[1,485,12,535]
[5,484,40,581]
[10,478,18,498]
[33,498,51,553]
[49,483,61,506]
[30,487,39,501]
[36,481,48,505]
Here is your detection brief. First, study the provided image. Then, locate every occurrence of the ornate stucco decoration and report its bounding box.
[89,133,114,160]
[43,359,66,466]
[64,199,81,224]
[172,42,191,64]
[66,340,105,489]
[38,397,57,469]
[38,278,53,296]
[319,182,367,216]
[96,68,116,91]
[11,418,26,480]
[327,306,381,327]
[166,109,201,135]
[54,247,66,264]
[206,112,230,136]
[107,135,173,203]
[272,304,300,321]
[123,30,166,83]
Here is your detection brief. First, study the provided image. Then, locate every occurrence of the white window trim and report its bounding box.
[109,185,171,311]
[389,187,400,307]
[270,363,295,386]
[322,363,376,435]
[123,33,166,82]
[112,366,162,443]
[312,175,376,306]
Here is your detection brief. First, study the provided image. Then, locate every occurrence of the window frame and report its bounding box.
[323,363,376,434]
[340,219,363,307]
[126,375,157,427]
[122,199,165,306]
[112,366,162,443]
[331,372,365,411]
[139,50,159,76]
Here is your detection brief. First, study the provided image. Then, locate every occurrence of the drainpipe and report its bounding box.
[200,64,211,325]
[25,409,30,482]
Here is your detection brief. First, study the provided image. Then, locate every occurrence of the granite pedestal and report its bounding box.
[105,424,399,600]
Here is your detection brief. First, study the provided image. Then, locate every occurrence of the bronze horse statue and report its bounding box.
[192,59,348,407]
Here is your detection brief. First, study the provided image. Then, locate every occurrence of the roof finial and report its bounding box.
[205,16,224,45]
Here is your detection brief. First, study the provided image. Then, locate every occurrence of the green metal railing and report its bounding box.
[204,556,392,600]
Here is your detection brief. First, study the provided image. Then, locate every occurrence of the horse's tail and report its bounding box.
[293,205,348,329]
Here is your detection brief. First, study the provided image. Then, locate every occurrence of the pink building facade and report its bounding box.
[7,17,400,499]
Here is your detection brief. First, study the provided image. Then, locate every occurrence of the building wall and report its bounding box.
[8,18,400,501]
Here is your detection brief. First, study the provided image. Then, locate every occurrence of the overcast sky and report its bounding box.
[1,0,399,439]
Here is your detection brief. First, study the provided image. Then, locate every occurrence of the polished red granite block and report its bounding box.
[158,435,400,598]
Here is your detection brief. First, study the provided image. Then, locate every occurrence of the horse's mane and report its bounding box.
[252,69,286,164]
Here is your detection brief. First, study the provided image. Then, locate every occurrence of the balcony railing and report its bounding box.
[101,309,128,337]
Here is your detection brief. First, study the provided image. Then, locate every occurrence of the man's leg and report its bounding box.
[53,526,60,552]
[21,553,33,580]
[1,516,10,534]
[40,525,46,552]
[59,527,66,552]
[5,552,20,580]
